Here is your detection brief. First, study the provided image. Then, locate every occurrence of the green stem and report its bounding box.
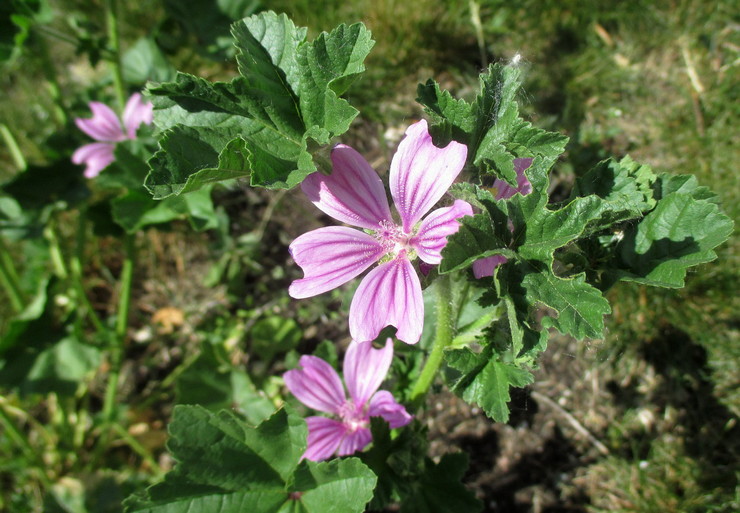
[111,423,164,476]
[0,123,27,171]
[70,209,106,335]
[44,223,68,279]
[105,0,126,111]
[102,234,135,426]
[0,239,25,313]
[410,274,454,409]
[0,403,52,488]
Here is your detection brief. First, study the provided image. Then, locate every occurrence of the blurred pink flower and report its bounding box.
[472,158,533,279]
[72,93,153,178]
[284,339,412,462]
[289,120,472,344]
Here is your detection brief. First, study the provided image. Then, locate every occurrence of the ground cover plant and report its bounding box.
[1,1,737,512]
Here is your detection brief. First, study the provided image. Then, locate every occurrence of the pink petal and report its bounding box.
[349,255,423,345]
[492,157,533,200]
[71,142,116,179]
[472,255,508,279]
[284,355,346,414]
[304,416,346,461]
[301,145,393,230]
[288,226,385,299]
[336,426,372,457]
[412,200,473,265]
[122,93,153,139]
[343,339,394,407]
[75,102,125,142]
[390,120,468,232]
[368,390,413,428]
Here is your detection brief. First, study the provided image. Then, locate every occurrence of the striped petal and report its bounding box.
[284,355,346,414]
[301,144,393,229]
[412,200,473,264]
[336,427,372,457]
[390,120,467,232]
[303,416,346,461]
[349,256,423,345]
[288,226,385,299]
[344,339,393,407]
[122,93,153,139]
[75,102,125,142]
[492,157,533,200]
[368,390,413,428]
[71,142,116,178]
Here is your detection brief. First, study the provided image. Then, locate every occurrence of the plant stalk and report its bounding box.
[0,123,27,171]
[105,0,126,111]
[70,209,106,335]
[409,274,454,409]
[101,234,135,426]
[0,238,25,313]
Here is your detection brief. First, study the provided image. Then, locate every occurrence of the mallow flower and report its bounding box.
[284,339,412,461]
[472,157,533,279]
[289,120,472,344]
[72,93,153,178]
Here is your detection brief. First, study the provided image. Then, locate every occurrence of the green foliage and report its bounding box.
[361,419,482,512]
[144,11,374,198]
[124,407,377,513]
[428,64,733,423]
[418,64,568,186]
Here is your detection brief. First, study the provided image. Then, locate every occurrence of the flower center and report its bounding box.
[374,220,416,259]
[338,401,369,433]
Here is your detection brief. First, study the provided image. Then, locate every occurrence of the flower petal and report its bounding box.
[412,200,473,264]
[304,416,346,461]
[71,142,116,179]
[284,355,346,414]
[301,144,393,229]
[288,226,385,299]
[349,256,423,344]
[390,119,468,232]
[75,102,125,142]
[122,93,153,139]
[472,255,508,279]
[336,427,372,457]
[368,390,413,428]
[492,157,533,200]
[344,339,394,407]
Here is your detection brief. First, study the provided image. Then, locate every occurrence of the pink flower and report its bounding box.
[472,158,533,279]
[289,120,472,344]
[284,339,412,461]
[72,93,153,179]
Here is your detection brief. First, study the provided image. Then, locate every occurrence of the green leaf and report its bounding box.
[446,342,533,423]
[250,316,302,361]
[610,193,734,288]
[111,186,217,233]
[293,458,377,513]
[506,261,611,340]
[571,156,657,231]
[145,12,374,197]
[125,407,377,513]
[510,158,606,264]
[419,63,566,186]
[122,37,176,84]
[296,22,374,137]
[399,453,482,513]
[23,336,102,396]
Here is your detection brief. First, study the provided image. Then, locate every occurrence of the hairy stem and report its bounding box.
[409,274,454,409]
[105,0,126,110]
